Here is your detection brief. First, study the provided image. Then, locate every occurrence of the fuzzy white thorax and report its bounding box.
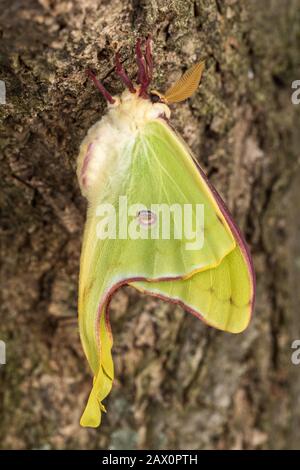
[77,88,171,201]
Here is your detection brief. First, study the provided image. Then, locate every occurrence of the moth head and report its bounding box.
[148,90,166,104]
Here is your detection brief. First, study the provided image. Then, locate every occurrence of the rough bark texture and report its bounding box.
[1,0,300,450]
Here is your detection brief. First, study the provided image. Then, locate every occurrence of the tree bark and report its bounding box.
[1,0,300,450]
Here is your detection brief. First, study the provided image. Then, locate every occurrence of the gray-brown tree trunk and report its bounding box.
[1,0,300,450]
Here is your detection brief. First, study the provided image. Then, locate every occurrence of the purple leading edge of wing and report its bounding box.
[80,142,94,189]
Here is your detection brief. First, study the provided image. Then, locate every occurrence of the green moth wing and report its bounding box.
[130,120,254,333]
[78,117,255,427]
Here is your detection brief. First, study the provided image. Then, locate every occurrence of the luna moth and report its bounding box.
[77,37,255,428]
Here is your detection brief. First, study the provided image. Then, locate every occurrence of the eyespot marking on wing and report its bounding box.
[137,210,157,226]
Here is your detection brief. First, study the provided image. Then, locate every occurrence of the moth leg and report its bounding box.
[115,52,136,93]
[135,38,150,98]
[85,69,115,104]
[145,35,153,81]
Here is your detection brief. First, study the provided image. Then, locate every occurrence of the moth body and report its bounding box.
[77,88,170,201]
